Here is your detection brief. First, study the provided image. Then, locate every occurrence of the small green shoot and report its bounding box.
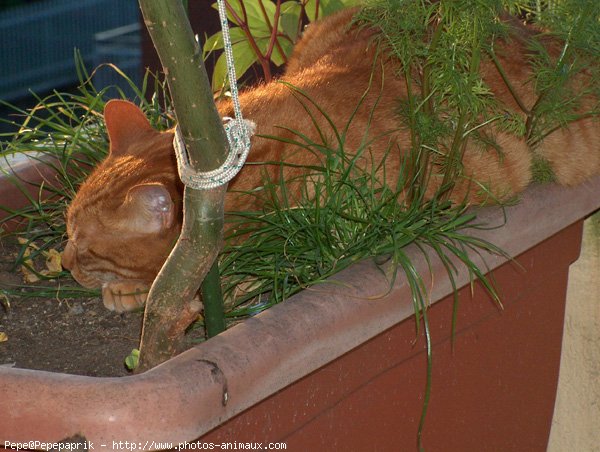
[124,348,140,370]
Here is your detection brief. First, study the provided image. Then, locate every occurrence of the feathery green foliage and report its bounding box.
[358,0,599,195]
[358,0,514,196]
[518,0,600,144]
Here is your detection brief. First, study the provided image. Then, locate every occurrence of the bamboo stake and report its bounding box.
[137,0,228,371]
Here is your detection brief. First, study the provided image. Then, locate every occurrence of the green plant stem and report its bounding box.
[532,110,599,146]
[440,111,467,196]
[403,68,421,201]
[417,307,432,452]
[201,259,227,337]
[415,13,443,198]
[258,0,286,63]
[422,15,443,117]
[137,0,229,371]
[180,0,225,342]
[488,48,531,115]
[441,36,483,196]
[525,92,544,140]
[525,7,587,142]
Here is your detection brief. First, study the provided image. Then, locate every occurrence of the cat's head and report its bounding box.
[62,100,183,289]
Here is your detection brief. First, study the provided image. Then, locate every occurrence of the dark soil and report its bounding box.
[0,237,145,377]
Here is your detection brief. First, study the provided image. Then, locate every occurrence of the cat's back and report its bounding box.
[284,8,377,76]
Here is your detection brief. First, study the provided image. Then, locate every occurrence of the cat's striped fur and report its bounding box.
[63,9,599,311]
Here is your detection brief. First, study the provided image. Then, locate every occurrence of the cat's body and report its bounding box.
[63,9,599,312]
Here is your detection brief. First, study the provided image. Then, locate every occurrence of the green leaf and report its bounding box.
[280,1,302,42]
[274,39,294,66]
[220,0,274,35]
[303,0,321,22]
[281,0,301,15]
[124,348,140,370]
[203,27,248,54]
[304,0,352,22]
[255,36,294,66]
[321,0,346,16]
[339,0,363,6]
[212,39,259,91]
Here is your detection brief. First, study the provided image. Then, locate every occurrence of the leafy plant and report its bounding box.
[357,0,599,192]
[0,54,502,341]
[204,0,361,90]
[517,0,600,145]
[218,83,503,325]
[209,82,507,450]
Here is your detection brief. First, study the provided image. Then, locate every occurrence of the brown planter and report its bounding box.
[0,155,56,232]
[1,160,599,450]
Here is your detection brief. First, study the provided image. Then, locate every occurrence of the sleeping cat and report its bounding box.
[62,8,599,312]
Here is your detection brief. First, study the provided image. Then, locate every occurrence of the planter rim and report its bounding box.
[1,169,600,446]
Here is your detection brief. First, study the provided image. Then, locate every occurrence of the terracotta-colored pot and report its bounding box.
[1,159,599,450]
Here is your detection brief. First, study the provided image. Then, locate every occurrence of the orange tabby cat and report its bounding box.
[62,9,599,312]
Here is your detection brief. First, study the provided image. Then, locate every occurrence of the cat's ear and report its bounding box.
[120,183,175,234]
[104,100,155,155]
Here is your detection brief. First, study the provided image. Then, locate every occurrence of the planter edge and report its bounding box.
[1,171,599,446]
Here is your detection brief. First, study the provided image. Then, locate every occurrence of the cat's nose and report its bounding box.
[61,241,75,270]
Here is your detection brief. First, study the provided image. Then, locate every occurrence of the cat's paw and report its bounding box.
[102,280,150,312]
